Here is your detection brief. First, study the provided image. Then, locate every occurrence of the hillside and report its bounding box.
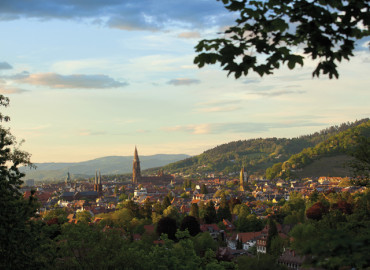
[159,119,369,176]
[266,120,370,179]
[21,154,190,182]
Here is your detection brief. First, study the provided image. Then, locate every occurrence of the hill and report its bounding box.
[266,120,370,179]
[21,154,190,182]
[158,119,369,177]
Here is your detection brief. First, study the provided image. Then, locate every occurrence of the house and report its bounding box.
[228,231,263,250]
[200,224,221,240]
[278,249,307,270]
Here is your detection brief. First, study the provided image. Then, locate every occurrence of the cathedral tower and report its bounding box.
[240,166,247,192]
[132,146,141,186]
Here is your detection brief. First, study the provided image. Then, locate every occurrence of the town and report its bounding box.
[20,147,369,269]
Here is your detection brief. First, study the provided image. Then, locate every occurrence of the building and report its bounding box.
[240,166,248,192]
[94,170,103,194]
[132,146,141,187]
[132,147,174,186]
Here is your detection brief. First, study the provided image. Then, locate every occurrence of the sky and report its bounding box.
[0,0,369,163]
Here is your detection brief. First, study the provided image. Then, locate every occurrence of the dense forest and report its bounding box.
[155,119,369,177]
[265,120,370,180]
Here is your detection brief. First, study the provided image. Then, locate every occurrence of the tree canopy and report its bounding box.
[194,0,369,79]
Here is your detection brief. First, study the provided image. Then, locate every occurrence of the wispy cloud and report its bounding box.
[168,78,200,86]
[0,62,12,70]
[78,130,106,136]
[178,31,201,39]
[163,121,326,135]
[251,90,306,97]
[19,73,128,89]
[197,106,241,113]
[0,85,29,94]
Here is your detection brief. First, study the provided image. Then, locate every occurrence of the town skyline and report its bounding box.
[0,0,369,163]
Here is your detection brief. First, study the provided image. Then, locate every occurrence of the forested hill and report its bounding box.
[266,119,370,180]
[159,119,369,176]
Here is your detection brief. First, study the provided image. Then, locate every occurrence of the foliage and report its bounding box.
[237,253,287,270]
[204,200,217,224]
[162,119,368,177]
[348,135,370,186]
[290,190,370,269]
[43,208,69,224]
[0,95,48,269]
[194,0,369,79]
[267,120,370,179]
[217,195,232,222]
[306,202,329,221]
[200,183,208,194]
[180,215,201,237]
[156,216,178,241]
[76,210,93,223]
[190,202,200,219]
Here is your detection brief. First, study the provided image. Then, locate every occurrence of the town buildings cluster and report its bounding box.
[22,147,366,269]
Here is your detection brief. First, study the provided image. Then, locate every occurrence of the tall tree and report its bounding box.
[190,203,200,219]
[204,201,217,224]
[195,0,369,79]
[0,95,45,268]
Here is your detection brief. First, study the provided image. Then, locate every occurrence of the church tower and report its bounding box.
[94,170,103,193]
[132,146,141,187]
[240,166,247,192]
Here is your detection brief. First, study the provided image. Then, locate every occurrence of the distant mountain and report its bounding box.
[158,119,369,177]
[21,154,190,182]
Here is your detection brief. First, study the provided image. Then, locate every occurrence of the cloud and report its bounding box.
[19,72,128,89]
[0,0,231,31]
[78,130,106,136]
[163,121,326,135]
[167,78,200,86]
[243,79,260,84]
[178,31,201,39]
[197,106,241,113]
[0,85,29,94]
[251,90,306,97]
[0,62,12,70]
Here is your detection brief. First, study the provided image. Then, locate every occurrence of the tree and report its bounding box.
[156,216,178,241]
[200,183,208,194]
[162,196,172,210]
[0,95,48,269]
[266,217,278,253]
[76,210,93,223]
[217,195,231,222]
[348,136,370,186]
[194,0,369,79]
[190,203,200,219]
[204,201,217,224]
[180,215,201,237]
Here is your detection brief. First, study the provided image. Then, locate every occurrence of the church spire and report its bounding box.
[132,146,141,187]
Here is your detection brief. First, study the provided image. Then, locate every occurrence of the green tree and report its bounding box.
[204,201,217,224]
[266,217,278,253]
[200,183,208,194]
[180,215,201,237]
[195,0,369,79]
[190,203,200,219]
[162,196,172,210]
[217,195,232,222]
[0,95,48,269]
[76,210,93,223]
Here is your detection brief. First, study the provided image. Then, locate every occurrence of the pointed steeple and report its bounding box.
[240,166,245,192]
[95,170,98,185]
[98,169,101,185]
[134,146,139,162]
[132,146,141,187]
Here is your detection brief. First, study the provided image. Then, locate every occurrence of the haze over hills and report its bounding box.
[21,154,190,182]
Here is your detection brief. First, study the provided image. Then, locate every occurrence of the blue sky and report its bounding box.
[0,0,369,162]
